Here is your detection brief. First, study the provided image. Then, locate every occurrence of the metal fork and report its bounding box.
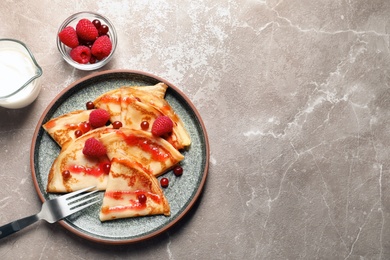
[0,186,100,239]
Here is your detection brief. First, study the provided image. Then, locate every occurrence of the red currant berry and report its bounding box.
[140,121,149,130]
[112,121,123,129]
[62,170,71,181]
[112,191,122,200]
[79,121,91,133]
[89,56,97,64]
[74,129,83,138]
[138,194,147,204]
[160,177,169,188]
[86,101,95,110]
[83,41,94,47]
[92,19,101,29]
[173,166,183,176]
[102,162,111,174]
[69,123,77,129]
[99,25,109,35]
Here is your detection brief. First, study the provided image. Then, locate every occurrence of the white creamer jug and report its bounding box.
[0,39,43,109]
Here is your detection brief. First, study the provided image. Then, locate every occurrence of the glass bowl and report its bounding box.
[56,11,117,71]
[0,39,43,109]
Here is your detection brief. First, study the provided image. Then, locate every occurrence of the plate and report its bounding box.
[30,70,209,244]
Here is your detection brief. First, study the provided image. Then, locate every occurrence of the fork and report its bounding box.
[0,186,100,239]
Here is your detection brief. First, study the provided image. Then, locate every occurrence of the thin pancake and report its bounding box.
[93,83,168,124]
[99,128,184,177]
[99,157,170,221]
[120,86,191,149]
[46,127,115,193]
[131,82,168,99]
[93,88,122,122]
[43,110,93,148]
[120,88,161,130]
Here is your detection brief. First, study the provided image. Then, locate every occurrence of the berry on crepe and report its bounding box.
[89,108,110,128]
[151,116,173,137]
[83,137,107,158]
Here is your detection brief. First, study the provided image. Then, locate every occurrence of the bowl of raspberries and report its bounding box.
[57,11,117,70]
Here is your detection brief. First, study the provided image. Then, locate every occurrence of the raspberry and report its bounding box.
[91,36,112,60]
[89,109,110,128]
[58,26,79,48]
[76,19,99,41]
[83,138,107,157]
[69,46,91,64]
[151,116,173,136]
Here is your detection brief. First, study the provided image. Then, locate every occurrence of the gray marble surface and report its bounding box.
[1,0,390,259]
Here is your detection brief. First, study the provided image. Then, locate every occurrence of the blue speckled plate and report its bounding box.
[30,70,209,244]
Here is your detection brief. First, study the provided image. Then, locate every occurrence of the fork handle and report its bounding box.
[0,214,39,239]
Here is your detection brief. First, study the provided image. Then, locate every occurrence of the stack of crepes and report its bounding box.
[43,83,191,221]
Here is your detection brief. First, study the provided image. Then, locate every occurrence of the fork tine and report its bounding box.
[68,194,100,209]
[67,198,101,215]
[66,189,99,203]
[60,186,96,200]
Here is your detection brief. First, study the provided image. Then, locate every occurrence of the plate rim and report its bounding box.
[29,69,210,245]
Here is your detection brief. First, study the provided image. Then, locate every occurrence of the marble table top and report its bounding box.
[1,0,389,259]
